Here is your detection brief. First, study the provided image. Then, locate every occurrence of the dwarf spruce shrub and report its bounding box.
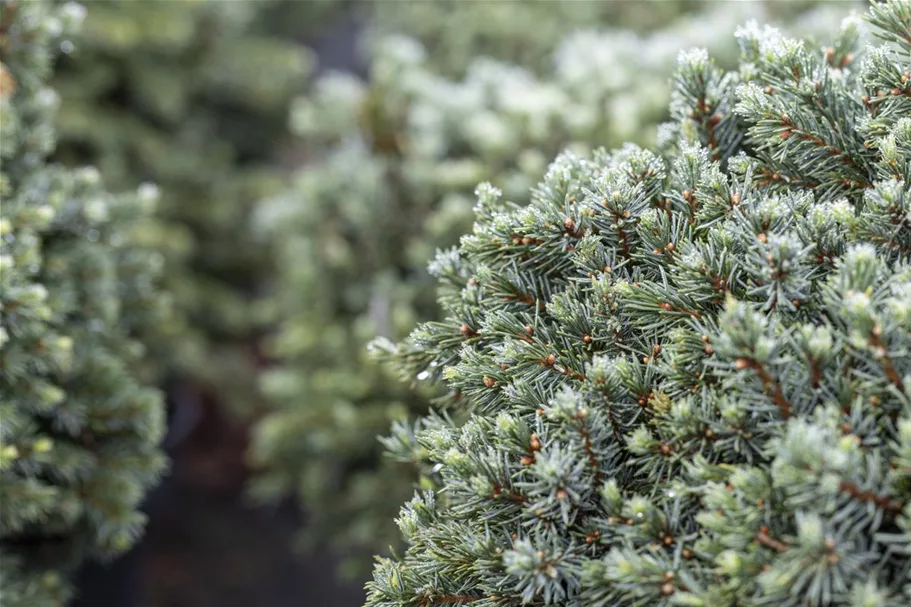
[249,0,849,576]
[0,2,167,603]
[366,2,911,605]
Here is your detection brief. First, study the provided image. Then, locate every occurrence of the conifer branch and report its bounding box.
[734,357,792,418]
[755,529,789,553]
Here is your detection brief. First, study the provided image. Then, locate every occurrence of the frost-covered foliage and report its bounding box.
[366,2,911,605]
[0,2,167,603]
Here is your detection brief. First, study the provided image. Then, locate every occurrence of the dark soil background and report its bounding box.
[73,395,365,607]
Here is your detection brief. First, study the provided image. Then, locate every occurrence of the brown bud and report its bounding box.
[483,376,496,388]
[520,455,535,466]
[460,323,474,336]
[0,62,15,100]
[583,335,593,344]
[524,325,534,336]
[564,217,576,231]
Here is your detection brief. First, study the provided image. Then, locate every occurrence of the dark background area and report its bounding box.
[74,393,366,607]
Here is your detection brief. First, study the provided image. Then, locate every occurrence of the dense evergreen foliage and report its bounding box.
[0,2,167,603]
[249,0,850,576]
[366,1,911,605]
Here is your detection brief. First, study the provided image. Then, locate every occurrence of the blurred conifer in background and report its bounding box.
[50,0,319,411]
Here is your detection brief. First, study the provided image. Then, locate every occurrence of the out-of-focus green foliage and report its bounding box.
[0,2,168,603]
[367,0,838,76]
[249,0,855,577]
[51,0,317,409]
